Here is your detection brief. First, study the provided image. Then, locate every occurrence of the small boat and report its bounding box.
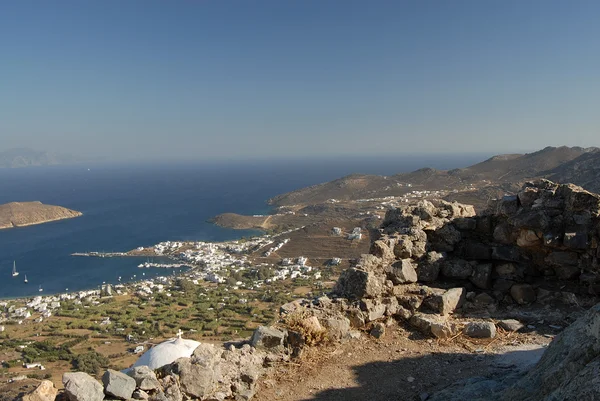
[24,274,28,283]
[12,261,19,277]
[38,285,43,292]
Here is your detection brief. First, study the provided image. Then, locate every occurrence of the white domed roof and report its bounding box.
[132,336,201,370]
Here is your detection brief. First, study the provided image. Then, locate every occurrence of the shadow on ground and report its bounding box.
[298,346,543,401]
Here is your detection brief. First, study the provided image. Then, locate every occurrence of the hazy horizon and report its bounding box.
[1,1,599,161]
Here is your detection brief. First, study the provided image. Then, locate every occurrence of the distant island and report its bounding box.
[0,201,82,229]
[0,147,83,168]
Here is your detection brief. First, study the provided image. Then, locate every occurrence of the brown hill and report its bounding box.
[0,201,82,229]
[268,146,598,206]
[543,148,600,194]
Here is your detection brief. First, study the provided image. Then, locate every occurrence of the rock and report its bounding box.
[545,252,580,279]
[128,365,161,391]
[280,299,307,315]
[428,224,462,252]
[133,389,150,400]
[470,263,492,289]
[495,263,518,279]
[397,294,423,312]
[430,321,454,339]
[356,254,384,272]
[370,322,386,338]
[170,344,222,399]
[463,322,496,338]
[563,231,588,249]
[510,284,536,305]
[493,278,515,293]
[333,268,386,299]
[516,229,541,247]
[385,259,417,284]
[370,240,395,263]
[417,251,444,282]
[410,313,451,338]
[323,316,351,340]
[424,288,466,316]
[498,319,524,332]
[360,299,387,322]
[463,241,492,260]
[394,236,414,258]
[441,259,473,279]
[103,369,136,400]
[63,372,105,401]
[347,308,368,328]
[491,246,520,262]
[22,380,58,401]
[250,326,285,350]
[493,223,515,244]
[473,293,495,306]
[382,296,400,316]
[499,302,600,400]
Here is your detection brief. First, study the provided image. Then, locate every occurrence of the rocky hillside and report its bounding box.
[545,149,600,194]
[0,201,82,229]
[268,146,599,206]
[0,148,81,168]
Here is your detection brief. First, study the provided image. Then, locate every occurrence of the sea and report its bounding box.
[0,154,492,299]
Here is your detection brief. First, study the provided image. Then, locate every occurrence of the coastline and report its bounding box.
[0,212,83,230]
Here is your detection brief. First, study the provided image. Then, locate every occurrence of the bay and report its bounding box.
[0,154,490,298]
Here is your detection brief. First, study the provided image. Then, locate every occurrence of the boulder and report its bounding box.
[470,263,492,289]
[463,241,492,260]
[128,365,162,391]
[323,316,351,340]
[333,268,386,299]
[500,302,600,400]
[510,284,536,305]
[356,254,384,272]
[170,344,222,399]
[385,259,417,284]
[463,322,496,339]
[394,236,414,258]
[410,313,453,339]
[360,299,387,322]
[498,319,524,332]
[441,259,473,279]
[370,240,395,263]
[279,299,308,315]
[369,322,386,339]
[63,372,105,401]
[516,229,541,247]
[249,326,285,350]
[103,369,136,400]
[22,380,58,401]
[428,224,462,252]
[133,389,150,400]
[417,251,444,282]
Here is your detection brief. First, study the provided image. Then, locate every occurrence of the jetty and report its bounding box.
[71,252,129,258]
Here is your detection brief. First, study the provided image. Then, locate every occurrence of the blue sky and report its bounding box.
[1,0,599,161]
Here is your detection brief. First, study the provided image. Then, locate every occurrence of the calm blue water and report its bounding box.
[0,154,491,298]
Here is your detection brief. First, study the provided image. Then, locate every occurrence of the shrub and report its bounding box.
[71,351,110,375]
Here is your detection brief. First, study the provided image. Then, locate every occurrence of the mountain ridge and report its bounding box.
[0,148,83,168]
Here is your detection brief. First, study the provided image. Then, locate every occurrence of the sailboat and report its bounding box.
[12,261,19,277]
[38,285,43,292]
[24,274,28,283]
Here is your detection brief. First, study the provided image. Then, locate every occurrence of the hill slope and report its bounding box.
[268,146,599,206]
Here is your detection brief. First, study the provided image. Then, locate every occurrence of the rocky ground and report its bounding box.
[254,322,549,401]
